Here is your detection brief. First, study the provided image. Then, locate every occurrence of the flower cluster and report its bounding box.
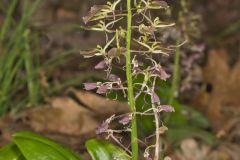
[81,0,176,159]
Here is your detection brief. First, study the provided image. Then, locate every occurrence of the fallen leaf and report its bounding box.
[191,49,240,131]
[207,142,240,160]
[71,89,129,116]
[176,138,209,160]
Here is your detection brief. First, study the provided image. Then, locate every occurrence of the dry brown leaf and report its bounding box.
[176,138,210,160]
[28,97,99,136]
[207,142,240,160]
[176,138,240,160]
[191,49,240,131]
[0,90,129,142]
[71,89,129,116]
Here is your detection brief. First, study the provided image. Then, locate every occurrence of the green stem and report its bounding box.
[126,0,138,159]
[169,39,180,105]
[24,30,39,105]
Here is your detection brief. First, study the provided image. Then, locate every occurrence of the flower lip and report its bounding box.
[151,91,160,104]
[96,84,108,94]
[152,66,171,81]
[95,122,109,134]
[119,114,131,125]
[95,60,108,69]
[108,74,120,82]
[157,105,174,112]
[83,82,98,90]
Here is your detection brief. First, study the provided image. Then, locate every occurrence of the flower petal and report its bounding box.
[83,82,98,90]
[158,105,174,112]
[95,60,108,69]
[95,122,109,134]
[96,85,108,94]
[108,74,120,82]
[119,114,131,125]
[159,68,171,81]
[151,91,160,103]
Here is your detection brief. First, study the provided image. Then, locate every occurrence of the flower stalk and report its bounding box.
[126,0,138,159]
[151,77,160,160]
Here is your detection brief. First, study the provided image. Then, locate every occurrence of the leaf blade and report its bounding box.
[86,139,131,160]
[13,132,83,160]
[0,143,25,160]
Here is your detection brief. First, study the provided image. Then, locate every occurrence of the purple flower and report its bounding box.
[153,65,171,81]
[151,91,160,104]
[157,105,174,112]
[119,114,131,125]
[159,68,171,81]
[95,60,108,69]
[95,122,109,134]
[96,84,108,94]
[108,74,120,82]
[83,82,98,90]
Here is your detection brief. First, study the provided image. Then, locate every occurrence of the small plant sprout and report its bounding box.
[81,0,177,159]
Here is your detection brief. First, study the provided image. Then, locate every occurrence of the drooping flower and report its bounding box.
[108,74,120,82]
[157,105,174,112]
[95,121,109,134]
[151,91,160,104]
[95,60,108,69]
[152,65,171,81]
[83,82,98,90]
[96,84,108,94]
[159,68,171,81]
[119,114,131,125]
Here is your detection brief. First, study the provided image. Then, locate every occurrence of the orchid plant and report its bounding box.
[82,0,176,159]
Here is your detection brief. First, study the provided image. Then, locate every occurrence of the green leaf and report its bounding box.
[0,143,25,160]
[184,105,211,129]
[166,126,216,146]
[165,100,211,129]
[13,132,83,160]
[86,139,131,160]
